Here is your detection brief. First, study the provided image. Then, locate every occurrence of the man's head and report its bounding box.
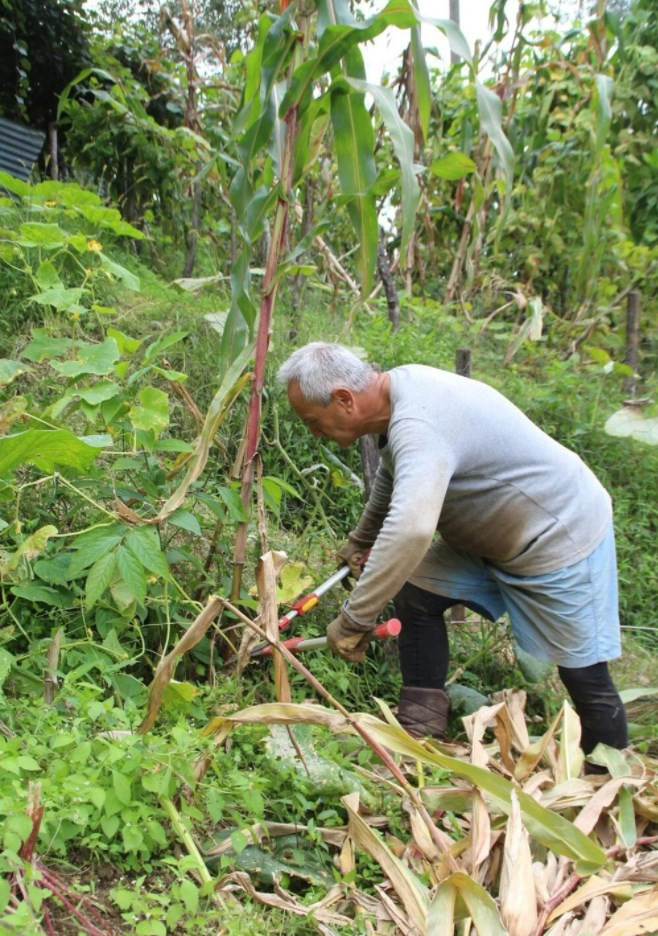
[277,342,378,447]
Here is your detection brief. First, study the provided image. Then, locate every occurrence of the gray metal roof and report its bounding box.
[0,117,45,181]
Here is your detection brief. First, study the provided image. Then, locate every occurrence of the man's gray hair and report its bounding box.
[277,342,375,405]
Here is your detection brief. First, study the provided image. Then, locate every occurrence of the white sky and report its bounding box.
[364,0,525,83]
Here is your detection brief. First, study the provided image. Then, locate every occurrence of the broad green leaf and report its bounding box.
[0,170,31,197]
[124,527,169,578]
[428,152,477,180]
[34,552,74,585]
[619,687,658,704]
[112,769,132,806]
[214,485,248,523]
[346,77,420,257]
[143,330,188,364]
[331,60,378,293]
[99,253,140,291]
[77,204,144,239]
[85,550,118,609]
[106,328,142,355]
[116,546,147,606]
[10,584,70,608]
[0,360,31,386]
[68,525,124,578]
[604,407,658,446]
[411,25,431,141]
[51,338,119,378]
[29,285,84,311]
[17,222,66,249]
[128,386,169,435]
[429,872,507,936]
[34,260,61,289]
[3,525,58,573]
[77,382,121,405]
[475,81,514,190]
[21,328,74,363]
[0,429,100,475]
[31,179,101,207]
[167,509,202,535]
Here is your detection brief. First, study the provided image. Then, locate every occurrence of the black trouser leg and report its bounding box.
[393,582,454,689]
[558,662,628,755]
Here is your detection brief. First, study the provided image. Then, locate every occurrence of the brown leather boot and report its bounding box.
[397,687,450,739]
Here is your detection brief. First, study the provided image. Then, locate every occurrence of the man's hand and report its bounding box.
[326,610,374,663]
[336,537,370,585]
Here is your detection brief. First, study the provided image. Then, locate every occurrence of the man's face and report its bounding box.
[288,381,359,448]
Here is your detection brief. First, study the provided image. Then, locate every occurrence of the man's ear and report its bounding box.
[332,387,354,411]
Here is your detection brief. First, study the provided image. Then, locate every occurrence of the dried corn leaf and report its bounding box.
[216,871,352,926]
[206,703,608,868]
[547,874,633,923]
[578,894,609,933]
[428,871,507,936]
[138,595,222,734]
[342,792,429,932]
[471,789,492,872]
[499,789,538,936]
[515,707,562,780]
[256,550,289,702]
[599,886,658,936]
[574,777,638,835]
[557,701,584,783]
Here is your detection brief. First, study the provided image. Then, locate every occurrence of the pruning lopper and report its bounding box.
[242,554,401,660]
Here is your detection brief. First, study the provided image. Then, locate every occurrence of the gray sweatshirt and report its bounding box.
[345,364,612,627]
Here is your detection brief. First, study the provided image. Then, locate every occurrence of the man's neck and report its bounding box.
[359,373,391,435]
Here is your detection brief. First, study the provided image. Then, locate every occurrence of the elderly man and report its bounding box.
[277,342,627,763]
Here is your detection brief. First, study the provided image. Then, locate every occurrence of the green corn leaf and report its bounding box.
[280,0,418,118]
[345,76,420,257]
[0,429,100,476]
[411,24,431,141]
[429,872,507,935]
[157,343,253,522]
[85,550,118,610]
[413,8,473,65]
[330,59,378,293]
[475,81,514,190]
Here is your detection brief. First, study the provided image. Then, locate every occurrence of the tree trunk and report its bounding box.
[377,236,400,332]
[182,177,202,277]
[358,435,380,500]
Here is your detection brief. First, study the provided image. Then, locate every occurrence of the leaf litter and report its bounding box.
[141,553,658,933]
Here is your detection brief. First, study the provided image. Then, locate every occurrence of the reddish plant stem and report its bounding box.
[230,103,300,601]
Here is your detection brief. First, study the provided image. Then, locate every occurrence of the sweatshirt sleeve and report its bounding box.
[349,463,393,546]
[344,417,456,626]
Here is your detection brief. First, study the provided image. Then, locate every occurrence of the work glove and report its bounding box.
[326,608,375,663]
[335,533,371,587]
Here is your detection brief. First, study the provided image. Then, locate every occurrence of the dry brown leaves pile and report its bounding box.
[206,692,658,936]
